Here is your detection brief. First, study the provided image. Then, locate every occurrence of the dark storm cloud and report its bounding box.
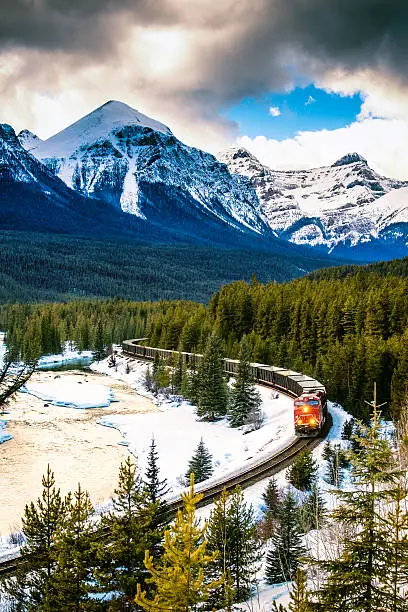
[0,0,176,54]
[1,0,407,107]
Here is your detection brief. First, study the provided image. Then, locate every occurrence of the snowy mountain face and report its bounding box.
[17,129,42,152]
[219,147,408,257]
[26,101,270,237]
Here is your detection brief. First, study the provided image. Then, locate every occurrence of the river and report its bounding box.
[0,369,156,537]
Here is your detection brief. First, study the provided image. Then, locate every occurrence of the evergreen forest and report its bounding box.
[5,255,408,421]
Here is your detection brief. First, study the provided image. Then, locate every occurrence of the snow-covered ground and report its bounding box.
[92,354,296,495]
[37,346,93,369]
[20,380,115,409]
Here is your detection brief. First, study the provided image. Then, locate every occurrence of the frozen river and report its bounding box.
[0,370,156,536]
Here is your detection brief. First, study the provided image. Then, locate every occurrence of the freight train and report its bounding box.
[122,339,328,437]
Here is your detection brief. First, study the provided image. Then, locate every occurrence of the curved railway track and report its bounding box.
[0,355,331,578]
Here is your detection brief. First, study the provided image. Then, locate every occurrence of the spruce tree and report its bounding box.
[52,484,96,611]
[228,335,262,428]
[1,465,67,610]
[266,489,306,585]
[259,477,282,540]
[287,450,318,492]
[207,486,262,602]
[381,480,408,612]
[287,568,312,612]
[135,475,222,612]
[298,485,327,532]
[93,320,105,361]
[97,457,157,609]
[185,438,214,484]
[171,352,184,394]
[197,333,228,421]
[144,437,170,505]
[314,398,395,611]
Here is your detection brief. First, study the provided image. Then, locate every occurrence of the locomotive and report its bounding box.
[121,339,327,437]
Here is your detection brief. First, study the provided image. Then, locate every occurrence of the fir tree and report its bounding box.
[1,465,67,610]
[171,352,184,394]
[52,484,96,611]
[144,437,171,505]
[207,486,262,603]
[97,457,157,609]
[266,489,306,585]
[314,393,395,611]
[135,475,222,612]
[287,568,312,612]
[93,319,106,361]
[323,442,348,487]
[287,450,318,492]
[185,438,214,484]
[341,418,354,440]
[381,480,408,612]
[259,477,282,540]
[197,333,228,421]
[228,335,262,428]
[298,485,327,532]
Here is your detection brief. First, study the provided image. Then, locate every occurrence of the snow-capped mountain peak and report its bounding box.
[34,100,173,160]
[219,146,408,255]
[17,129,42,152]
[332,152,368,167]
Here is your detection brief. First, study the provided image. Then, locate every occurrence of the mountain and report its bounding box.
[219,147,408,259]
[17,129,42,152]
[25,101,271,239]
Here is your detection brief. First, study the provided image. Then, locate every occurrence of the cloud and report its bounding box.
[269,106,281,117]
[1,0,408,170]
[238,117,408,180]
[305,95,316,105]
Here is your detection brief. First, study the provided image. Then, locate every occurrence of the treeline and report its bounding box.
[5,259,408,419]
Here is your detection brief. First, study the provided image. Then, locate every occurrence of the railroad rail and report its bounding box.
[0,345,331,578]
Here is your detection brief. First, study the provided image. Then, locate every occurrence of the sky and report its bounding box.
[1,1,408,178]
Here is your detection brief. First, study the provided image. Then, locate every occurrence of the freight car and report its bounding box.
[122,339,327,436]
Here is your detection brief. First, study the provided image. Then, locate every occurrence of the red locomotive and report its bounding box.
[294,390,327,436]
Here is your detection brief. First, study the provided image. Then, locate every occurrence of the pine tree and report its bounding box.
[135,475,222,612]
[1,465,67,610]
[287,450,318,492]
[93,319,106,361]
[314,390,395,611]
[52,484,96,611]
[341,418,354,440]
[323,442,348,487]
[259,477,282,540]
[197,333,228,421]
[171,352,184,394]
[206,489,236,610]
[97,457,157,609]
[207,486,262,603]
[144,437,171,505]
[266,489,306,585]
[381,480,408,612]
[228,335,262,428]
[185,438,214,484]
[287,568,312,612]
[298,485,327,532]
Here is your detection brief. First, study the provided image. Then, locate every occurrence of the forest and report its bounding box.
[3,255,408,421]
[0,231,336,303]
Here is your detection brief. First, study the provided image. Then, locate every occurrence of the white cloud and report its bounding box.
[237,117,408,180]
[269,105,281,117]
[305,95,316,105]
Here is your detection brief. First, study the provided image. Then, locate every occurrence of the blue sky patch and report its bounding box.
[226,85,363,140]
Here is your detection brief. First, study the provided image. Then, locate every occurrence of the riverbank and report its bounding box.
[0,369,156,536]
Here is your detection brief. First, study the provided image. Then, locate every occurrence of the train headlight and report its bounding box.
[302,406,310,413]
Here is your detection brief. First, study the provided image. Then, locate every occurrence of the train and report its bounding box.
[121,339,328,437]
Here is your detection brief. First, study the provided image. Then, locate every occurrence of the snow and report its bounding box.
[92,354,295,495]
[35,100,172,159]
[20,380,115,409]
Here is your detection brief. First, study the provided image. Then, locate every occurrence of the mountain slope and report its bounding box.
[26,101,271,238]
[219,147,408,259]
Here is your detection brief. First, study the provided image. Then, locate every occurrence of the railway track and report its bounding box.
[0,356,331,578]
